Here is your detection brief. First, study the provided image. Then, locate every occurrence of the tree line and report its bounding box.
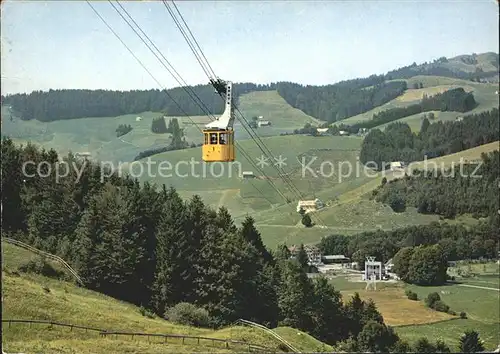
[372,151,499,219]
[0,136,412,350]
[385,54,499,82]
[359,108,499,170]
[116,124,132,137]
[347,87,477,133]
[1,83,274,122]
[276,80,407,123]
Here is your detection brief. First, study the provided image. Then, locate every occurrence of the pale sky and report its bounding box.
[1,0,498,94]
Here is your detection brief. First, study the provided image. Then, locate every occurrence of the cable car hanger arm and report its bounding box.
[204,80,234,130]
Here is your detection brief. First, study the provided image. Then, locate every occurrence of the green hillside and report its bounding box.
[2,54,498,250]
[334,77,498,127]
[1,241,332,353]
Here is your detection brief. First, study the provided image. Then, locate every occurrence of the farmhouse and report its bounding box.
[75,152,91,159]
[316,128,329,135]
[241,171,255,179]
[390,161,404,170]
[339,130,350,136]
[297,198,324,213]
[258,120,271,127]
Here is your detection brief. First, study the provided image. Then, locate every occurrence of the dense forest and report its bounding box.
[2,136,422,351]
[1,83,275,122]
[372,151,499,218]
[276,80,407,123]
[359,108,499,169]
[347,88,477,133]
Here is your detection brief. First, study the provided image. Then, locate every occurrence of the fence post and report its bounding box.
[182,337,185,344]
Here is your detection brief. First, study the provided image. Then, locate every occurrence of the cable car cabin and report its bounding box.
[202,129,235,162]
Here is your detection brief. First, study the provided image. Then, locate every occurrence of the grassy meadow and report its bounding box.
[327,262,499,351]
[1,241,332,353]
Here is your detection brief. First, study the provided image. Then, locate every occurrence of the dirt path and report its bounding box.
[217,189,239,209]
[457,284,499,291]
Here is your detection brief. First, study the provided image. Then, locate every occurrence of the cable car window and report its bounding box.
[210,133,217,144]
[219,133,227,145]
[204,133,209,145]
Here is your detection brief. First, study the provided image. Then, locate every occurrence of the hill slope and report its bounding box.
[1,241,332,353]
[334,77,498,127]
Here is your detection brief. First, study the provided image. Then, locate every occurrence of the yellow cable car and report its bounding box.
[202,80,236,162]
[202,129,235,162]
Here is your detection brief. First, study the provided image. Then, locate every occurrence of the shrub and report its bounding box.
[460,311,467,319]
[425,292,441,308]
[432,300,450,313]
[301,213,312,227]
[405,289,418,300]
[164,302,210,328]
[139,306,155,319]
[18,257,64,279]
[278,343,290,352]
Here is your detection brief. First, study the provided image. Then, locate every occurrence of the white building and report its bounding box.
[297,198,324,213]
[75,152,91,159]
[241,171,255,179]
[363,258,383,280]
[316,128,329,135]
[339,130,350,136]
[390,161,404,171]
[258,120,271,127]
[136,116,142,121]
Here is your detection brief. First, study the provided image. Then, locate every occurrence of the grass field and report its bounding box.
[377,110,461,132]
[327,268,499,351]
[1,241,332,353]
[405,141,499,171]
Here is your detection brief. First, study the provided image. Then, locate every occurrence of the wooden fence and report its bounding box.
[2,237,84,285]
[2,319,274,352]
